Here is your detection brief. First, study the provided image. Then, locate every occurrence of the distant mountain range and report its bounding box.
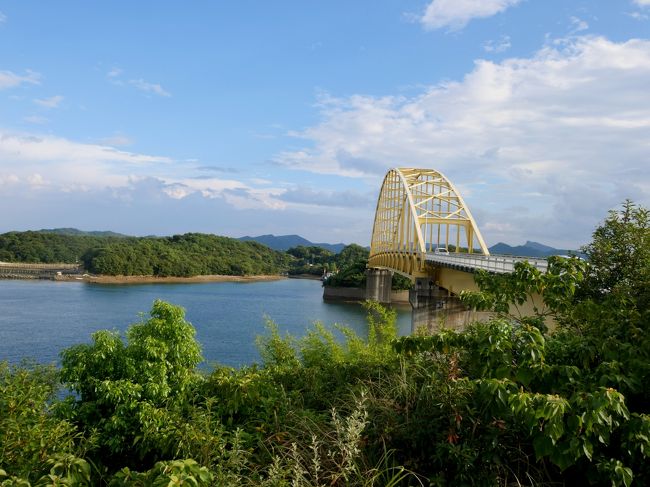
[238,234,348,253]
[238,235,580,258]
[36,228,128,238]
[31,229,578,258]
[488,240,582,258]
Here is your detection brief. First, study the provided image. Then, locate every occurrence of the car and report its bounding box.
[434,247,449,255]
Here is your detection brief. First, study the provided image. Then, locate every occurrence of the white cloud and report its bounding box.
[421,0,521,30]
[569,16,589,33]
[0,174,19,186]
[23,115,49,125]
[99,133,134,146]
[278,187,374,208]
[107,69,171,98]
[277,36,650,246]
[633,0,650,7]
[27,173,47,188]
[0,131,173,192]
[0,70,40,90]
[628,11,649,20]
[0,132,171,167]
[34,95,64,108]
[0,130,289,214]
[128,78,171,97]
[0,11,7,23]
[483,35,511,53]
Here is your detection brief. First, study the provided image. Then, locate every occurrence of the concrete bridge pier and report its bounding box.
[409,278,449,332]
[364,269,479,332]
[365,268,393,303]
[409,278,483,333]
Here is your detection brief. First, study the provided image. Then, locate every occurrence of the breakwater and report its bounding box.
[0,261,81,280]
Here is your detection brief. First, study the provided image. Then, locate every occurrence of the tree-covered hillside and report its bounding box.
[0,231,291,277]
[83,234,292,276]
[0,231,120,264]
[0,230,374,278]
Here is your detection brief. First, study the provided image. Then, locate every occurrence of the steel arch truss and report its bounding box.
[369,168,489,277]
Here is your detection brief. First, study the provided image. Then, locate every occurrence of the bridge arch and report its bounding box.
[369,168,489,277]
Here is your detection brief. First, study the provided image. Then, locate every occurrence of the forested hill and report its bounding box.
[0,231,291,277]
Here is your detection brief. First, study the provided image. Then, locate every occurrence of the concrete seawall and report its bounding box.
[0,261,81,280]
[323,286,410,304]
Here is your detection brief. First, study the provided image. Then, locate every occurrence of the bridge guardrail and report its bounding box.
[425,253,548,274]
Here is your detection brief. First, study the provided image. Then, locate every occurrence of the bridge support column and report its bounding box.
[365,268,393,304]
[409,278,478,332]
[410,278,448,332]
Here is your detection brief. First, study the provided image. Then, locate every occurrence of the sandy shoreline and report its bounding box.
[57,274,287,285]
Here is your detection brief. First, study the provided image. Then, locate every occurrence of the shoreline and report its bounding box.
[56,274,287,285]
[287,273,323,281]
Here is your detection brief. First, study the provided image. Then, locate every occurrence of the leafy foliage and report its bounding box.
[579,199,649,307]
[0,362,90,484]
[60,300,203,468]
[286,245,335,276]
[286,244,371,278]
[324,259,369,288]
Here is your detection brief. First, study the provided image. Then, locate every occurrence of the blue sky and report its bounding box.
[1,1,649,248]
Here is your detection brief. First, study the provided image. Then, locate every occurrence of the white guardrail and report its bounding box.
[425,253,548,274]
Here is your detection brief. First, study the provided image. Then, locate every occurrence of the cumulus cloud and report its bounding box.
[34,95,64,108]
[99,133,134,146]
[0,69,40,90]
[0,132,170,167]
[278,187,375,208]
[23,115,49,125]
[633,0,650,7]
[277,36,650,247]
[629,11,649,20]
[128,78,171,97]
[569,16,589,32]
[421,0,521,30]
[0,131,173,192]
[0,130,291,218]
[107,68,171,97]
[483,35,512,53]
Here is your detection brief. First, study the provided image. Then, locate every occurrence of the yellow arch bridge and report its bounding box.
[367,168,547,329]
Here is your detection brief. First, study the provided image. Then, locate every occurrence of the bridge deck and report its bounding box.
[425,253,548,274]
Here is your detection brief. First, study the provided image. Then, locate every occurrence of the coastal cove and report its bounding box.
[0,278,412,367]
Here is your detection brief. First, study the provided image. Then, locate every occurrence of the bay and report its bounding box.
[0,278,412,367]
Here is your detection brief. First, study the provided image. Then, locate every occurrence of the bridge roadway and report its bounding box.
[425,252,548,274]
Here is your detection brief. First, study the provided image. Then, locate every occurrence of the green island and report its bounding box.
[0,232,290,277]
[0,202,648,485]
[0,231,411,290]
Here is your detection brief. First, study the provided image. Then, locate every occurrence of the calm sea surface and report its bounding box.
[0,278,411,367]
